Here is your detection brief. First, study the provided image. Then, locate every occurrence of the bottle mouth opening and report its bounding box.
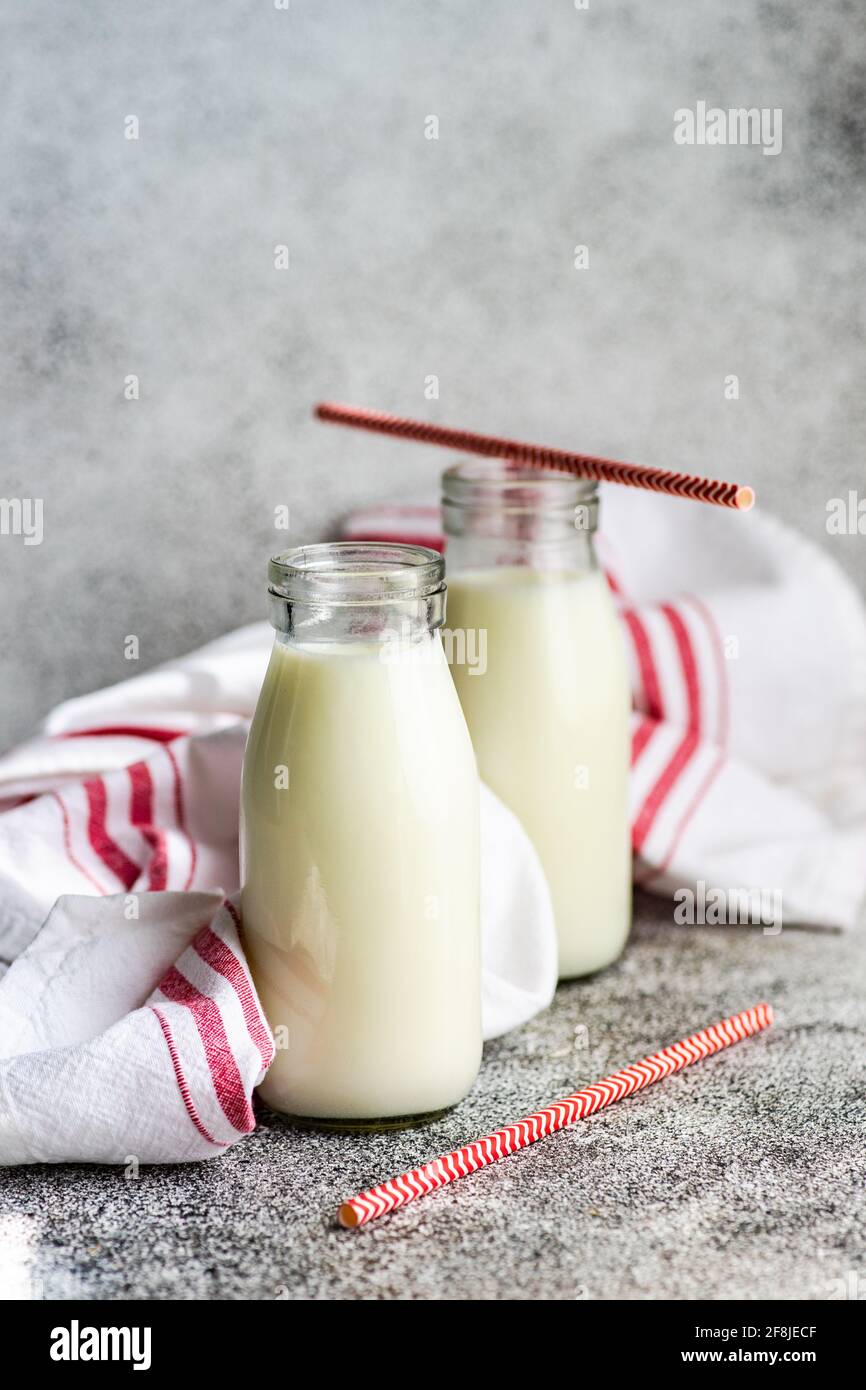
[442,459,599,538]
[268,542,445,605]
[442,459,598,510]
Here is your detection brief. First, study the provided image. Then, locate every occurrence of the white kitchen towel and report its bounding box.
[1,484,864,1164]
[0,892,273,1165]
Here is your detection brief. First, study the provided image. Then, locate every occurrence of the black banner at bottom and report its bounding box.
[4,1298,859,1374]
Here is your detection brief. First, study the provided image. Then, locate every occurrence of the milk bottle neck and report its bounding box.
[267,542,446,645]
[441,461,600,575]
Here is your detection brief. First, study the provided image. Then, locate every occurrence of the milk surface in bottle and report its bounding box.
[443,463,631,979]
[241,542,481,1127]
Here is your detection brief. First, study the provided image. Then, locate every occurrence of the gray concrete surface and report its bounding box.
[1,894,863,1301]
[2,0,866,749]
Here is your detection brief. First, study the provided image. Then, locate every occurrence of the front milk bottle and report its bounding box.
[241,542,481,1127]
[443,463,632,980]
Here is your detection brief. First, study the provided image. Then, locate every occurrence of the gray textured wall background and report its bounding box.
[1,0,864,749]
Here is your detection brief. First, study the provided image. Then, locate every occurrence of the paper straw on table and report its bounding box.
[314,401,756,512]
[338,1002,773,1228]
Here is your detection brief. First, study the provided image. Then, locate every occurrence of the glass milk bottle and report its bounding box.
[241,542,481,1128]
[443,463,631,979]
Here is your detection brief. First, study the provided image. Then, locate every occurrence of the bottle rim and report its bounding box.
[442,458,598,510]
[442,459,599,537]
[268,541,445,605]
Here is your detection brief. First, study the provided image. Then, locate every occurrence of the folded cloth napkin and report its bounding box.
[1,484,864,1164]
[0,891,273,1164]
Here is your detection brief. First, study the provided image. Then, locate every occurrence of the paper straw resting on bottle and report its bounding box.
[338,1002,773,1228]
[314,401,756,512]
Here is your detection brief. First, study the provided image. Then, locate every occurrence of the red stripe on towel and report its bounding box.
[644,595,730,879]
[157,967,255,1134]
[194,913,275,1068]
[164,743,197,890]
[50,790,110,895]
[128,760,168,890]
[622,609,664,724]
[150,1005,228,1149]
[58,725,186,743]
[631,716,658,766]
[83,777,141,889]
[344,530,444,552]
[632,604,701,853]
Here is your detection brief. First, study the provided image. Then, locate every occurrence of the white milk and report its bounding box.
[447,567,631,978]
[241,632,481,1123]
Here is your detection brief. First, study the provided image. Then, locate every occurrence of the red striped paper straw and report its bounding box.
[338,1002,773,1228]
[315,401,756,511]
